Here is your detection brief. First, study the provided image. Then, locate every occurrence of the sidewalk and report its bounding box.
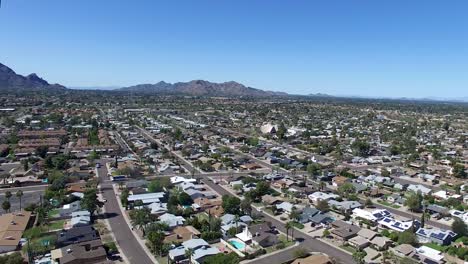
[112,184,160,264]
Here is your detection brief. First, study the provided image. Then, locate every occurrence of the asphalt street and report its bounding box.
[97,160,154,264]
[0,185,46,213]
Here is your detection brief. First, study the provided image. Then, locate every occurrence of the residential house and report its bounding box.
[56,225,99,247]
[331,220,360,241]
[414,246,445,264]
[416,228,457,245]
[164,226,201,244]
[370,236,392,250]
[290,254,333,264]
[407,184,432,196]
[391,244,415,258]
[59,201,82,217]
[0,211,32,253]
[308,192,339,205]
[328,200,362,213]
[51,239,107,264]
[159,213,185,229]
[236,222,278,248]
[261,195,283,206]
[332,176,350,187]
[168,238,219,264]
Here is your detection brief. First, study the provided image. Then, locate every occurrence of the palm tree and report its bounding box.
[16,190,23,210]
[130,209,150,236]
[185,248,195,263]
[234,214,240,232]
[319,181,326,191]
[285,221,294,241]
[2,200,10,213]
[288,221,296,241]
[5,191,12,202]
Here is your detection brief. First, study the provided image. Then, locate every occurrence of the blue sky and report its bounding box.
[1,1,467,98]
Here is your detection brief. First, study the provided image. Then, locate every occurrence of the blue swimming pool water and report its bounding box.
[229,240,245,250]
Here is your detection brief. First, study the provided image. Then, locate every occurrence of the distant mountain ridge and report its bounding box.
[0,63,66,92]
[118,80,288,97]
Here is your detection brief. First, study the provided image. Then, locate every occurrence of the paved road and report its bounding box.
[0,185,47,213]
[96,160,154,264]
[202,179,355,264]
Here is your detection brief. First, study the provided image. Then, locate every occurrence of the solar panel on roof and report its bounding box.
[417,229,427,235]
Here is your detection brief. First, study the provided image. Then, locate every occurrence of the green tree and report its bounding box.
[405,191,423,212]
[5,191,12,202]
[185,247,195,261]
[276,123,287,140]
[147,230,165,256]
[130,208,151,236]
[121,188,129,209]
[338,182,356,198]
[452,217,468,237]
[290,208,300,221]
[2,200,11,213]
[293,248,308,259]
[204,253,240,264]
[35,146,49,158]
[178,192,193,206]
[352,249,367,264]
[322,229,330,237]
[240,197,252,216]
[307,163,321,176]
[453,164,467,179]
[398,230,417,246]
[222,195,241,215]
[352,140,370,157]
[80,189,99,216]
[316,200,330,212]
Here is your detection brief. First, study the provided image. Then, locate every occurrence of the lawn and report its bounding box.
[48,219,65,230]
[340,245,357,254]
[265,234,295,253]
[156,256,169,264]
[48,209,59,217]
[424,243,448,252]
[291,221,304,229]
[377,200,401,209]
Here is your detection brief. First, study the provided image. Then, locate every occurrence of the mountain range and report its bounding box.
[1,62,467,102]
[0,62,285,97]
[117,80,287,97]
[0,63,66,92]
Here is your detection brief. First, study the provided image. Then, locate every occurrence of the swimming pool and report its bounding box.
[229,240,245,250]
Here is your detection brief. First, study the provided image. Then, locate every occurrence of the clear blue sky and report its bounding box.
[1,0,467,98]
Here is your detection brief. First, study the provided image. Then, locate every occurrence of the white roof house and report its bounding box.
[407,184,432,195]
[416,246,444,262]
[170,176,197,185]
[308,192,339,203]
[128,192,165,204]
[433,190,461,200]
[236,226,252,243]
[159,213,185,228]
[378,217,417,232]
